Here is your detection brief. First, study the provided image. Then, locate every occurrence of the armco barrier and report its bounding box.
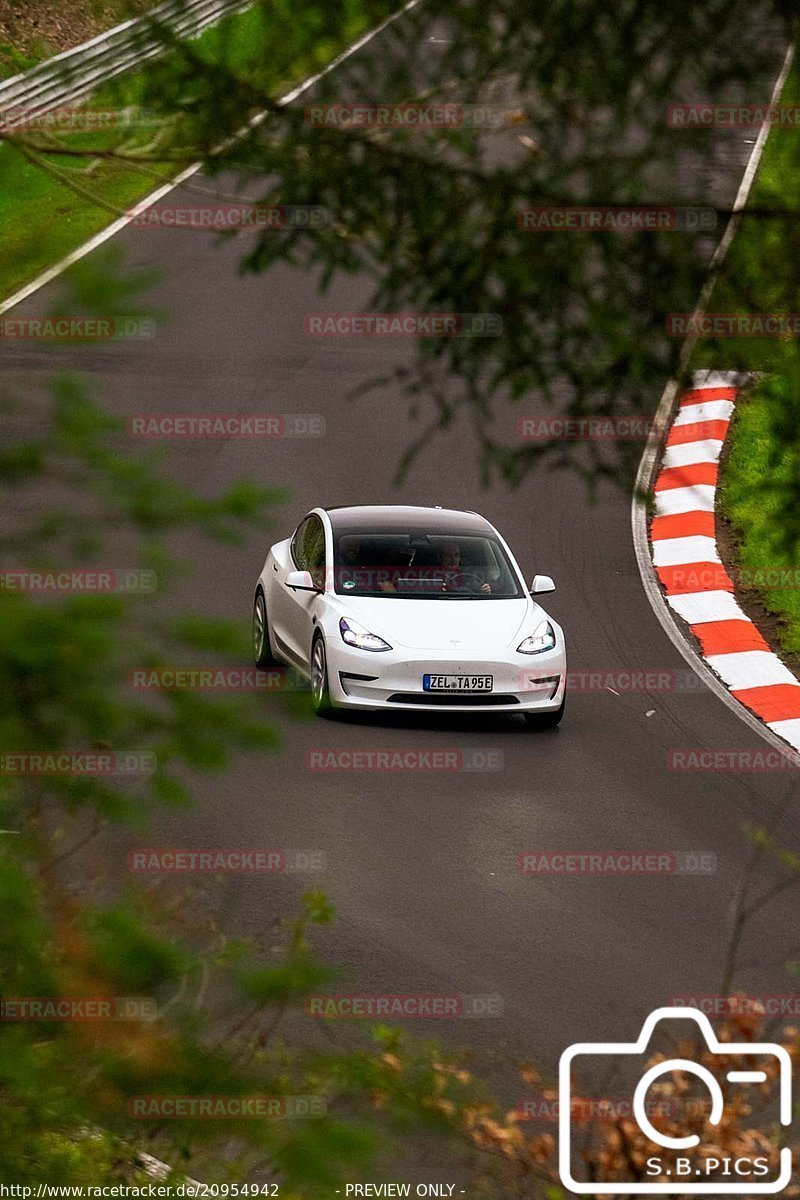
[0,0,252,123]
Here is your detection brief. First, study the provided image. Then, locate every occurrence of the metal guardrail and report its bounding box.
[0,0,253,120]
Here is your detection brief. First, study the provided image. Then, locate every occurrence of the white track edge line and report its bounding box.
[631,41,797,756]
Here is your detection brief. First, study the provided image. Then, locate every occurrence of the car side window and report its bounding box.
[291,518,311,569]
[304,516,326,590]
[292,515,326,589]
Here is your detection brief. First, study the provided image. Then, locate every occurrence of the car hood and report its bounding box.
[332,595,535,651]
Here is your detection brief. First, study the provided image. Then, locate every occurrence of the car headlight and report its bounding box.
[339,616,392,652]
[517,619,556,655]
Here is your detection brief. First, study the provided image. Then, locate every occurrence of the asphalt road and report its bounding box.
[2,6,797,1112]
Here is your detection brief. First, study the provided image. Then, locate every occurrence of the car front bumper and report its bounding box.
[325,639,566,713]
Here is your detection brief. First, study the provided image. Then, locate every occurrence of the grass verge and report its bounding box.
[0,2,377,299]
[689,55,800,659]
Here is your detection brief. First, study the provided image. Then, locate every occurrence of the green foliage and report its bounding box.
[0,345,497,1191]
[4,1,798,489]
[85,902,193,991]
[3,4,800,1193]
[129,0,796,487]
[743,823,800,873]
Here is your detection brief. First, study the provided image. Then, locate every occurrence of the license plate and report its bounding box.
[423,674,493,692]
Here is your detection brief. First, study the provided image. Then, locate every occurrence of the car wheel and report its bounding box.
[523,695,565,730]
[253,589,279,668]
[310,634,333,716]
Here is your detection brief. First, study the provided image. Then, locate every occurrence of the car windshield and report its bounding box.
[332,531,522,599]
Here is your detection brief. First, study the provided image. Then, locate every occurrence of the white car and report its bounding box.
[252,505,566,726]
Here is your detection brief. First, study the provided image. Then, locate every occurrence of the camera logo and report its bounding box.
[559,1006,792,1193]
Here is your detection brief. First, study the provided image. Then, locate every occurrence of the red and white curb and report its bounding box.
[650,369,800,752]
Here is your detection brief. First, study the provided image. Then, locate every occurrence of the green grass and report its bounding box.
[0,140,166,298]
[0,3,376,299]
[0,39,53,80]
[718,375,800,656]
[689,56,800,657]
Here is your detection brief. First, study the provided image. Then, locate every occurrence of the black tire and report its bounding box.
[310,633,333,716]
[253,589,279,668]
[523,695,565,730]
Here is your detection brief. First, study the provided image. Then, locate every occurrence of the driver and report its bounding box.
[378,540,492,593]
[436,540,491,593]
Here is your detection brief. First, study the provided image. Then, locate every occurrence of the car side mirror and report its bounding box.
[530,574,555,595]
[285,570,318,592]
